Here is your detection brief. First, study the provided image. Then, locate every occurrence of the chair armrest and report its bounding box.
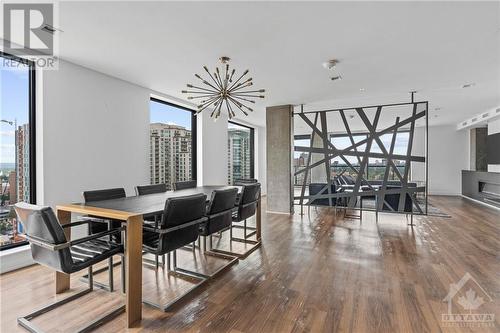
[25,227,125,251]
[69,227,125,247]
[143,217,207,235]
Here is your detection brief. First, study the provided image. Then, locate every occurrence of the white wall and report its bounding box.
[41,60,151,205]
[196,112,229,185]
[413,125,468,195]
[487,118,500,172]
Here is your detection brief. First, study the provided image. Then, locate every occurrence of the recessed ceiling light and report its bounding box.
[359,88,365,92]
[322,59,340,70]
[434,107,441,111]
[462,83,476,88]
[331,75,342,81]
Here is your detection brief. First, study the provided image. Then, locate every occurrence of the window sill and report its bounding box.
[0,244,34,274]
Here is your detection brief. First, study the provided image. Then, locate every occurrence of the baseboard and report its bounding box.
[0,245,34,274]
[461,195,500,211]
[428,192,461,196]
[266,210,292,215]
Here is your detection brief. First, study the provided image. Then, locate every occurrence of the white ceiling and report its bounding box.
[33,1,500,126]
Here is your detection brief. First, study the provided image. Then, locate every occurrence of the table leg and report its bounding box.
[56,209,71,294]
[256,196,262,241]
[125,215,143,328]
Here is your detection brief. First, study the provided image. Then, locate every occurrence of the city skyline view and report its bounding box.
[1,58,31,248]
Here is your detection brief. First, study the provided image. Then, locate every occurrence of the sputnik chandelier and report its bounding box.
[182,56,265,120]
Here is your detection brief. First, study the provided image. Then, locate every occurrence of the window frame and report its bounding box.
[228,120,255,180]
[0,51,36,251]
[149,97,197,182]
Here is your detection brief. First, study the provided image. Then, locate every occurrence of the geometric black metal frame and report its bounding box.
[293,101,428,216]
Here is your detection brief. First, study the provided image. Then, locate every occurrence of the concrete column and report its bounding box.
[266,105,293,214]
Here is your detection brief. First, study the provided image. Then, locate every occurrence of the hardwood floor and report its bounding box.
[1,196,499,332]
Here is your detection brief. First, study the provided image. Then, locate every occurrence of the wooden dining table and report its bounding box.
[55,185,262,328]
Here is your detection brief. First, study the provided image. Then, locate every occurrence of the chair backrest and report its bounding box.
[381,186,413,212]
[136,183,167,196]
[308,183,337,206]
[158,193,207,253]
[235,183,261,221]
[83,188,126,202]
[203,188,239,235]
[14,202,72,273]
[233,178,258,185]
[173,180,197,191]
[208,188,239,215]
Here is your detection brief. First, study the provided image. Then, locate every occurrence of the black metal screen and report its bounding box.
[293,101,428,215]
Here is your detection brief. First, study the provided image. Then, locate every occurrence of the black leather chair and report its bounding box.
[14,203,125,333]
[173,180,197,191]
[141,193,208,311]
[135,183,168,268]
[136,183,167,196]
[82,188,126,292]
[231,183,260,245]
[199,188,238,251]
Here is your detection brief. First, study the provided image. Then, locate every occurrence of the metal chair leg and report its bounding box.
[17,265,125,333]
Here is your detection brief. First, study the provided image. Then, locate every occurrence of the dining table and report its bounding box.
[55,185,262,328]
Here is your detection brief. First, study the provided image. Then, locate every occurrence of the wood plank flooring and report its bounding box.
[1,196,499,332]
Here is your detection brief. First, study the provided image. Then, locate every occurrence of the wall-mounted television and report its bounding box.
[487,132,500,164]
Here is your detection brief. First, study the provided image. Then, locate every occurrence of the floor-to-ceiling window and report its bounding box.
[1,52,36,250]
[227,122,254,185]
[149,98,196,190]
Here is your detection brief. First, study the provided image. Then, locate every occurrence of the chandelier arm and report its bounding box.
[183,90,219,94]
[186,84,219,93]
[230,97,253,112]
[224,98,234,119]
[188,93,220,100]
[229,95,256,104]
[204,67,223,90]
[228,81,252,93]
[227,70,249,91]
[227,99,236,118]
[198,95,220,108]
[197,97,221,114]
[231,94,265,98]
[227,96,249,116]
[214,70,224,91]
[232,89,265,94]
[195,74,221,92]
[213,98,223,118]
[228,68,236,83]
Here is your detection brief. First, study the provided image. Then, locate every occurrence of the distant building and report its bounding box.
[8,171,16,205]
[150,123,192,189]
[227,128,251,184]
[16,124,30,203]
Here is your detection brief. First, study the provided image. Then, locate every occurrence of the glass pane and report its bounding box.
[293,138,310,186]
[227,123,252,184]
[1,57,30,248]
[149,100,193,190]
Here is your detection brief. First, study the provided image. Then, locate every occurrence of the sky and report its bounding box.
[1,60,29,164]
[150,100,191,130]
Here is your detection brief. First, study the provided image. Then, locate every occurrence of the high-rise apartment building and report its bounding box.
[15,124,30,203]
[150,123,192,189]
[227,128,251,185]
